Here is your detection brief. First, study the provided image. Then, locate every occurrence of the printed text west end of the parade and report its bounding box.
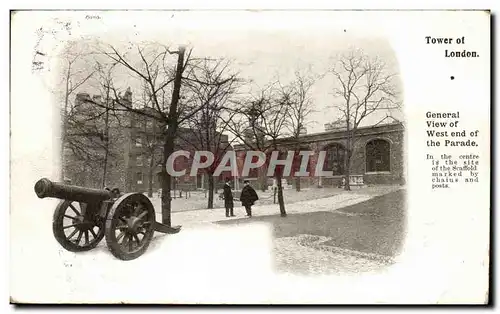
[425,111,481,189]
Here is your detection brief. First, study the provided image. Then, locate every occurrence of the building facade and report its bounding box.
[63,91,129,190]
[124,111,234,193]
[64,89,235,193]
[234,122,405,189]
[64,90,405,192]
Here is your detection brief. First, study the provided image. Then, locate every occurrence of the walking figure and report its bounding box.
[240,180,259,217]
[223,178,235,217]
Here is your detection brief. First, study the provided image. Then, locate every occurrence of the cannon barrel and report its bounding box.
[34,178,114,203]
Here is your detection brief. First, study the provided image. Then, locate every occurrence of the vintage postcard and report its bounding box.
[10,10,490,304]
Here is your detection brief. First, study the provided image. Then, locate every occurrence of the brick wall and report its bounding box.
[234,123,405,187]
[311,124,405,186]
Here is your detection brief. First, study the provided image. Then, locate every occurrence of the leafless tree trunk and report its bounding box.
[96,63,117,188]
[207,174,215,209]
[98,43,220,226]
[147,154,155,197]
[330,49,401,191]
[101,105,110,187]
[275,172,285,215]
[160,46,185,226]
[59,51,94,181]
[270,146,287,216]
[225,82,290,217]
[176,58,242,209]
[259,169,267,192]
[281,71,317,192]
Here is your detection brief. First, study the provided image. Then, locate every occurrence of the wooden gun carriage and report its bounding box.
[34,178,181,261]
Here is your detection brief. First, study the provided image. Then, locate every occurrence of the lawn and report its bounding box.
[216,189,407,257]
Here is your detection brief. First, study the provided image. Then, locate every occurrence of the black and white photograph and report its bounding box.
[10,9,490,304]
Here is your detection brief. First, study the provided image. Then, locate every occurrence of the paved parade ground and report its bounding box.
[154,184,401,213]
[12,185,407,303]
[156,185,356,213]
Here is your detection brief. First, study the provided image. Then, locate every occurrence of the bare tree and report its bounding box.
[177,58,241,209]
[96,42,183,227]
[94,42,237,226]
[133,83,164,197]
[330,49,400,191]
[59,42,95,181]
[63,60,125,190]
[64,93,112,188]
[226,83,290,217]
[281,71,316,191]
[90,61,124,188]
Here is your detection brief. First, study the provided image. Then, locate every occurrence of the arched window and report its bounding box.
[324,143,346,175]
[366,139,391,172]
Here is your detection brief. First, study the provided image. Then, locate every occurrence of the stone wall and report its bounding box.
[309,123,405,186]
[234,123,405,188]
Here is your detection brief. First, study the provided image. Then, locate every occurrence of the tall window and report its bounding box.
[324,143,346,175]
[366,139,391,172]
[136,172,143,184]
[136,156,143,166]
[135,136,142,147]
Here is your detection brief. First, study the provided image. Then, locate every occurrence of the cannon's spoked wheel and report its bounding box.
[52,200,105,252]
[105,193,155,261]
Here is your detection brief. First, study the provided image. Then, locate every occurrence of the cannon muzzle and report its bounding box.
[34,178,114,203]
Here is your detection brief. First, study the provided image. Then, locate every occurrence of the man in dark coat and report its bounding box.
[223,178,235,217]
[240,180,259,217]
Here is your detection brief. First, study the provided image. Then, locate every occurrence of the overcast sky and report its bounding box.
[50,11,404,134]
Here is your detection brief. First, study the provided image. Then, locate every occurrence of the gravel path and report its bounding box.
[150,185,402,213]
[156,186,404,227]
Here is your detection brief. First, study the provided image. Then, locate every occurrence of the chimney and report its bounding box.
[123,87,132,103]
[244,128,254,142]
[75,93,91,106]
[92,95,102,103]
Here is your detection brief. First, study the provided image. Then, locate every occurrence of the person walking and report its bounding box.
[223,178,235,217]
[240,180,259,217]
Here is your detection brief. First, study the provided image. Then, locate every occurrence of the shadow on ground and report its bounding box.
[215,189,407,257]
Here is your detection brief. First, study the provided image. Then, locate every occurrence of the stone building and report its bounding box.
[123,113,233,193]
[64,89,404,192]
[234,121,405,189]
[64,89,234,193]
[62,91,130,190]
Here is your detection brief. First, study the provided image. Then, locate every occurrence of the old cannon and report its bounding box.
[34,178,181,261]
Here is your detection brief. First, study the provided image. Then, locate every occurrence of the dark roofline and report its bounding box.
[234,121,404,150]
[293,121,403,140]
